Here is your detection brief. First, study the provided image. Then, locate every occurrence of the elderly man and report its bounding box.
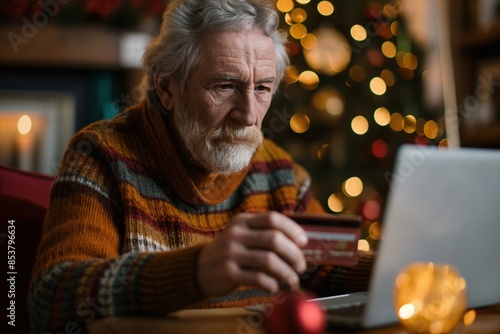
[29,0,372,332]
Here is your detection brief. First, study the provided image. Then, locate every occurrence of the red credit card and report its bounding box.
[287,212,361,266]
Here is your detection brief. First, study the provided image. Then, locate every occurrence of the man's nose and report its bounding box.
[230,90,258,126]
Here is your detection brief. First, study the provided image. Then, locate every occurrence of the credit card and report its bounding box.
[287,212,361,266]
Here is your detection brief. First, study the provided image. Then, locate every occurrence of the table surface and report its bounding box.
[88,304,500,334]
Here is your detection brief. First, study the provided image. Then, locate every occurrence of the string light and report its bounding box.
[290,8,307,22]
[317,1,334,16]
[298,70,319,90]
[350,24,367,41]
[424,120,439,139]
[380,69,395,86]
[290,23,307,39]
[389,113,404,132]
[277,0,294,13]
[351,115,369,135]
[370,77,387,95]
[301,33,317,49]
[381,41,397,58]
[328,194,343,212]
[403,115,417,134]
[290,113,310,133]
[374,107,391,126]
[343,177,363,197]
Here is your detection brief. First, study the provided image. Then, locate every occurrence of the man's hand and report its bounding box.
[197,211,308,297]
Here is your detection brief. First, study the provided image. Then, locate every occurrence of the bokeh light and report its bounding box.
[312,88,345,116]
[403,115,417,134]
[17,115,32,135]
[290,23,307,39]
[277,0,294,13]
[351,115,369,135]
[368,221,381,240]
[372,139,388,158]
[290,113,310,133]
[374,107,391,126]
[358,239,370,251]
[303,27,351,76]
[328,193,343,212]
[290,8,307,22]
[389,113,404,132]
[298,70,319,90]
[343,176,363,197]
[381,41,396,58]
[301,33,318,49]
[350,24,367,41]
[349,65,366,82]
[380,69,395,86]
[296,0,311,4]
[424,120,439,139]
[317,1,334,16]
[363,199,380,220]
[285,65,300,84]
[370,77,387,95]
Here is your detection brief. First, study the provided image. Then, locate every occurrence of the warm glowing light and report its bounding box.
[380,69,395,86]
[317,144,329,159]
[284,13,293,25]
[312,89,344,116]
[351,115,369,135]
[290,8,307,22]
[317,1,334,16]
[383,3,399,19]
[389,113,404,132]
[403,52,418,70]
[328,194,343,212]
[285,66,300,84]
[277,0,294,13]
[343,177,363,197]
[303,27,351,76]
[463,310,476,326]
[368,221,381,240]
[290,113,310,133]
[358,239,370,251]
[298,70,319,90]
[370,77,387,95]
[439,138,449,147]
[391,21,399,35]
[17,115,32,135]
[403,115,417,134]
[424,120,439,139]
[398,304,415,320]
[349,65,366,82]
[381,41,396,58]
[296,0,311,4]
[301,33,317,49]
[374,107,391,126]
[395,263,468,334]
[350,24,367,41]
[396,51,406,67]
[290,23,307,39]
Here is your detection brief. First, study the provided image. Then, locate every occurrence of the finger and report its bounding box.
[232,267,300,294]
[234,248,301,289]
[243,211,308,247]
[237,228,307,273]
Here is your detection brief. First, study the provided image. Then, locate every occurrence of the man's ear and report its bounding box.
[154,73,175,111]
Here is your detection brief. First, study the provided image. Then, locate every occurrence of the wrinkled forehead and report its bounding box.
[196,29,277,68]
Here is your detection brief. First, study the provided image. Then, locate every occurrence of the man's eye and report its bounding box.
[218,84,234,90]
[256,85,271,92]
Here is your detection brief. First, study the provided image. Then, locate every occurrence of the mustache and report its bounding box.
[207,122,262,144]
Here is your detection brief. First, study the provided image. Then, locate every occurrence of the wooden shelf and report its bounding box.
[0,24,121,69]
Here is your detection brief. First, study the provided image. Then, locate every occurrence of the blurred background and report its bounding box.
[1,0,499,250]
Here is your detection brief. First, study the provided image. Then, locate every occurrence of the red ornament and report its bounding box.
[264,291,326,334]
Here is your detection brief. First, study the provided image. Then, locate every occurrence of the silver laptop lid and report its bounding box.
[363,145,500,327]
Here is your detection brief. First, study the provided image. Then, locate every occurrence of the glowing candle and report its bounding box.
[17,114,34,171]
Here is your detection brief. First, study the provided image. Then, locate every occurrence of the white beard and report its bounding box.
[175,102,263,174]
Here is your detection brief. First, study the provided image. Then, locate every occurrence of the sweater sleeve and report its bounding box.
[28,130,206,333]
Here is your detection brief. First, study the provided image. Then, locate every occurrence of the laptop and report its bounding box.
[311,144,500,329]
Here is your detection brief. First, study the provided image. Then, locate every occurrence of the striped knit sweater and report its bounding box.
[28,101,373,333]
